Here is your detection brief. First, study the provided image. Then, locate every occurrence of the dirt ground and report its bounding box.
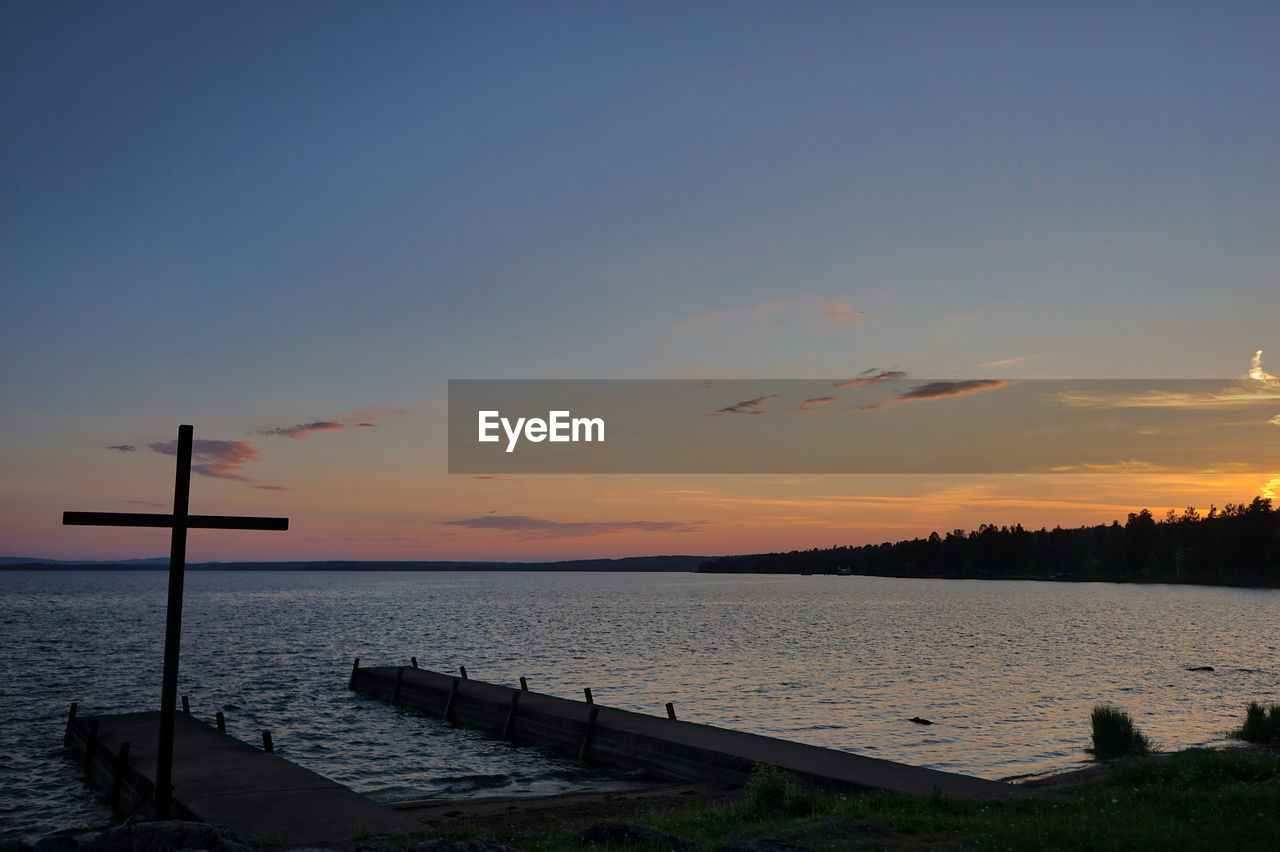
[393,780,742,836]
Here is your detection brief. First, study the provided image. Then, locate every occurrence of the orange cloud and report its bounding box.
[149,438,260,481]
[859,379,1008,411]
[821,302,865,322]
[897,379,1007,401]
[789,395,839,413]
[258,421,346,439]
[711,394,777,415]
[443,514,710,540]
[833,369,906,389]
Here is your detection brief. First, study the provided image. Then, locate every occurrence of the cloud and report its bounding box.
[303,535,424,543]
[821,303,865,322]
[1251,350,1280,428]
[1048,460,1171,473]
[672,297,866,333]
[442,514,710,540]
[711,394,777,416]
[257,405,407,438]
[106,444,136,452]
[833,369,906,389]
[258,421,346,439]
[123,499,167,508]
[1249,350,1279,387]
[1262,477,1280,500]
[789,395,839,413]
[856,378,1009,412]
[148,438,260,482]
[897,379,1008,401]
[977,354,1048,368]
[254,484,290,491]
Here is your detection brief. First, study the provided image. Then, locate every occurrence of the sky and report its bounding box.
[2,2,1278,562]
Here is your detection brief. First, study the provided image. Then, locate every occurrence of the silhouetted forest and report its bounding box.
[699,497,1280,586]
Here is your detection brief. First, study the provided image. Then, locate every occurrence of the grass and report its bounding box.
[446,748,1280,851]
[1089,704,1153,758]
[1231,702,1280,746]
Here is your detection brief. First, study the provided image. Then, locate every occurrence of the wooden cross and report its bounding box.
[63,424,288,817]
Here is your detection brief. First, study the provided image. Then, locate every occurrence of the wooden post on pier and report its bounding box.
[63,424,288,818]
[110,742,130,810]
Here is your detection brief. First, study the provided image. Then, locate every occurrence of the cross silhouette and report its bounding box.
[63,424,288,817]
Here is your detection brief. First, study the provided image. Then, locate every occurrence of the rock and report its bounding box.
[577,822,697,849]
[722,840,812,852]
[404,839,516,852]
[908,717,933,725]
[81,822,248,852]
[1185,665,1215,672]
[799,817,890,838]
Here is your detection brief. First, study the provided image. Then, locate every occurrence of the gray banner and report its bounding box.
[448,379,1280,474]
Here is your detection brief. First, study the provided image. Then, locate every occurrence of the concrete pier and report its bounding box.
[66,710,421,844]
[350,664,1041,801]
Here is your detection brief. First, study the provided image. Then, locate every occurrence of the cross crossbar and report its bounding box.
[63,511,288,530]
[61,424,289,819]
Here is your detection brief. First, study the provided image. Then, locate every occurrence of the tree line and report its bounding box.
[699,496,1279,586]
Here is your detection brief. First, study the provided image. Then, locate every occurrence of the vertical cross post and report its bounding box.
[155,423,192,818]
[63,424,288,818]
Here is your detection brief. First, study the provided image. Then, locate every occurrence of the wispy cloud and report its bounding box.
[898,379,1008,401]
[254,484,290,491]
[148,439,260,482]
[303,534,425,543]
[1057,357,1280,412]
[821,302,865,322]
[442,515,710,540]
[859,378,1008,411]
[257,421,346,439]
[977,354,1047,368]
[106,444,136,452]
[474,475,528,484]
[1249,350,1279,386]
[711,394,777,416]
[789,395,839,414]
[1251,350,1280,428]
[257,405,409,438]
[1055,390,1226,409]
[672,297,866,333]
[833,369,906,389]
[1049,460,1171,473]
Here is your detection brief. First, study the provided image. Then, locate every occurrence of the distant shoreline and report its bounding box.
[0,555,708,572]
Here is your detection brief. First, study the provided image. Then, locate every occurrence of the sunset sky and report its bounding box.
[2,2,1277,562]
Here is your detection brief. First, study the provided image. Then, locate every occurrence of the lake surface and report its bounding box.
[1,570,1276,840]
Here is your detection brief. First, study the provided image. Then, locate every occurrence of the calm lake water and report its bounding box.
[1,570,1277,840]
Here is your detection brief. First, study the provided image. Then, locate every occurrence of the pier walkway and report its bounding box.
[66,710,421,844]
[351,663,1042,801]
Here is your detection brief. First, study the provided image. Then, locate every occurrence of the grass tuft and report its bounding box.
[1089,704,1153,758]
[741,763,822,818]
[1231,701,1280,745]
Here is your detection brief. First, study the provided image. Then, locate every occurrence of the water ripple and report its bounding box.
[1,571,1276,841]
